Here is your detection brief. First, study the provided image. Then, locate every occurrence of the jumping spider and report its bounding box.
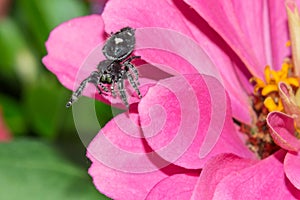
[66,27,142,108]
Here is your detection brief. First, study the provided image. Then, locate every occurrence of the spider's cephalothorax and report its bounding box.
[66,27,142,108]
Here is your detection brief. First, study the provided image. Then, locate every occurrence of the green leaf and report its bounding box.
[0,139,110,200]
[15,0,88,53]
[94,100,123,128]
[0,18,39,85]
[0,18,21,71]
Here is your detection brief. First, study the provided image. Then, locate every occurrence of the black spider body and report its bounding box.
[66,27,141,108]
[102,27,135,61]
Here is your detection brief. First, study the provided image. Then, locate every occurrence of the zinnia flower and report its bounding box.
[185,0,300,198]
[265,0,300,193]
[43,0,300,199]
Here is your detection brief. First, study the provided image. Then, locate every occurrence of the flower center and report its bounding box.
[239,1,300,159]
[240,61,299,159]
[251,61,299,112]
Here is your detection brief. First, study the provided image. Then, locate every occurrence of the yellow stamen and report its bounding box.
[264,65,271,83]
[251,63,299,112]
[264,97,283,112]
[250,77,265,93]
[278,63,290,78]
[261,85,278,96]
[286,77,299,87]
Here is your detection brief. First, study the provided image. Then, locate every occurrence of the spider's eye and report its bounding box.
[106,76,112,84]
[101,75,106,82]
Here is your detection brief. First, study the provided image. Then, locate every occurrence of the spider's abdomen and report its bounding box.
[102,27,135,61]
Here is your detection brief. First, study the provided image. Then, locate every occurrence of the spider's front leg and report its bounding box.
[124,56,140,82]
[66,71,101,108]
[124,62,142,99]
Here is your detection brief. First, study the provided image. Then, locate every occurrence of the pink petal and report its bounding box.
[88,153,167,200]
[138,74,253,170]
[177,1,253,123]
[184,0,270,77]
[220,63,252,124]
[43,15,104,90]
[102,0,194,38]
[102,0,252,124]
[213,150,300,199]
[285,152,300,190]
[192,154,256,200]
[102,0,200,76]
[146,173,199,200]
[267,111,300,151]
[269,0,292,70]
[87,113,197,199]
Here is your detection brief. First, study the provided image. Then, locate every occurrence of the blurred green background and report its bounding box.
[0,0,112,199]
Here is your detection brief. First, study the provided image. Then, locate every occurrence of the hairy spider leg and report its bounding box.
[117,76,129,107]
[66,71,101,108]
[126,70,142,98]
[124,56,140,81]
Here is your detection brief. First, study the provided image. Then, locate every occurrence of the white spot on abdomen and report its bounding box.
[114,37,123,44]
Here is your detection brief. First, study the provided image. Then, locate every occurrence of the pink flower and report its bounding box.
[189,0,300,198]
[186,0,300,198]
[43,0,300,199]
[42,14,252,197]
[265,1,300,194]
